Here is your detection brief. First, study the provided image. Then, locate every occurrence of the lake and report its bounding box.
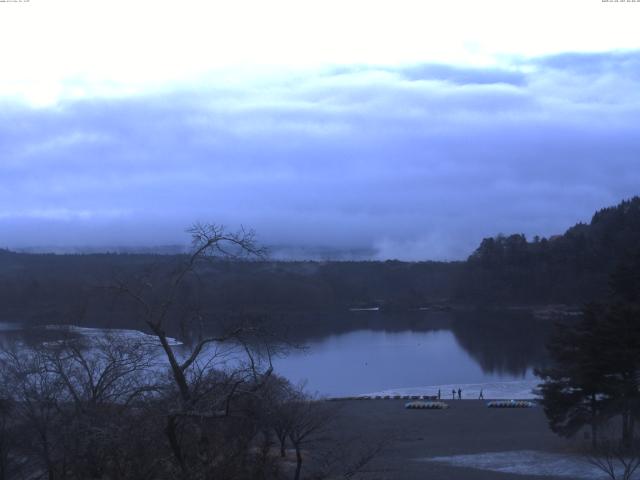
[264,309,552,397]
[0,310,553,398]
[273,329,538,397]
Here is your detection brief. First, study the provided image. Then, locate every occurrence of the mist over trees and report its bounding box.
[1,196,640,332]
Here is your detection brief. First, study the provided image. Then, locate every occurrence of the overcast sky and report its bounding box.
[1,0,640,260]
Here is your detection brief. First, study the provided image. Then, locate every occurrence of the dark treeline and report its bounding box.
[2,196,640,329]
[0,252,460,329]
[463,196,640,304]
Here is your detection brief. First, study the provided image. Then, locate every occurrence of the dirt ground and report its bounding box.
[324,399,578,480]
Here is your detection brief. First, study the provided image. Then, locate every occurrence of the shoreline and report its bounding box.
[324,399,587,479]
[339,379,541,401]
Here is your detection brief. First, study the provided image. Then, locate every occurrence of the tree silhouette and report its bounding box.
[537,254,640,448]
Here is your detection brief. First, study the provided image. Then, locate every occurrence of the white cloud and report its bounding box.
[1,0,639,106]
[0,52,639,258]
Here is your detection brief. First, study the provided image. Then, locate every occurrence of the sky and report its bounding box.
[1,0,640,260]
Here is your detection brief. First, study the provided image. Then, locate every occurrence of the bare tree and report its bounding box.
[0,331,163,480]
[40,331,159,409]
[0,344,68,480]
[0,397,22,480]
[111,224,279,476]
[311,437,388,480]
[113,224,266,406]
[281,395,386,480]
[286,394,338,480]
[584,418,640,480]
[264,377,299,458]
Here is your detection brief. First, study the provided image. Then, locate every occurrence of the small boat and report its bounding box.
[405,401,448,409]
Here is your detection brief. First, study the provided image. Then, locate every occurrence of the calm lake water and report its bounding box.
[0,311,553,397]
[273,328,537,396]
[267,310,551,396]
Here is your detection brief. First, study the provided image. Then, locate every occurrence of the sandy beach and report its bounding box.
[325,399,590,480]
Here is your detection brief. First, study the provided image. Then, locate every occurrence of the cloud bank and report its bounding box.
[2,51,639,260]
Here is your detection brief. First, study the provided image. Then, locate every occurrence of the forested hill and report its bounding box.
[0,250,461,326]
[460,196,640,304]
[1,197,639,326]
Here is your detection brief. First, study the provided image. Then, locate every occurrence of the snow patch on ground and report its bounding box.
[362,380,540,400]
[44,325,183,346]
[420,450,611,479]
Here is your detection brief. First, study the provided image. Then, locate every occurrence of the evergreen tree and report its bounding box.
[536,303,609,447]
[537,254,640,447]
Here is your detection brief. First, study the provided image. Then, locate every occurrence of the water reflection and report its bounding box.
[274,328,540,396]
[267,310,551,395]
[0,311,553,396]
[450,313,550,377]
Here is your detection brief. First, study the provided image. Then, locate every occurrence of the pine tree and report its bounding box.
[536,303,609,447]
[537,253,640,447]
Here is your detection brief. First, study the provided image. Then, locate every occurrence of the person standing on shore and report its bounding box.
[452,389,456,399]
[438,389,441,400]
[479,389,484,400]
[458,388,462,400]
